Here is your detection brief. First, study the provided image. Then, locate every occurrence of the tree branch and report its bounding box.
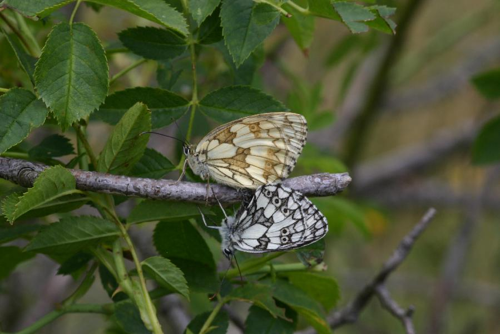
[297,208,437,334]
[0,157,351,204]
[376,285,416,334]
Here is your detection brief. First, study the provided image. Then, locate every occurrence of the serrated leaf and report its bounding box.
[2,166,82,223]
[131,148,175,179]
[57,252,93,276]
[0,224,41,244]
[6,193,88,221]
[127,200,211,224]
[34,22,108,130]
[115,300,152,334]
[472,116,500,164]
[333,2,375,34]
[0,246,35,280]
[94,87,189,129]
[189,0,221,25]
[185,311,228,334]
[271,280,330,334]
[228,284,286,318]
[153,221,218,292]
[199,7,223,45]
[306,0,340,20]
[245,305,295,334]
[366,5,397,34]
[282,2,315,52]
[1,27,37,84]
[215,42,264,85]
[285,272,340,311]
[29,134,75,159]
[118,26,187,61]
[471,68,500,100]
[296,239,325,267]
[199,86,288,123]
[97,102,150,175]
[0,88,48,155]
[142,256,189,299]
[221,0,280,67]
[25,216,120,254]
[2,0,188,36]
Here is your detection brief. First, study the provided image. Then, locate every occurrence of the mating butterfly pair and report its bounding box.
[181,112,328,256]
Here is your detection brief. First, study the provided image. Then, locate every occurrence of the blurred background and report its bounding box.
[1,0,500,333]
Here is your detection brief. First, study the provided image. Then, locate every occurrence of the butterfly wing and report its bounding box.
[195,112,307,189]
[230,184,328,253]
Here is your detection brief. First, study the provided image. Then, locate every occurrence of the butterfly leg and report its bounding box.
[205,178,211,206]
[176,159,188,183]
[211,187,228,219]
[197,206,221,230]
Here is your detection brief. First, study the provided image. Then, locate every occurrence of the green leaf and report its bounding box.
[94,87,189,129]
[228,284,286,318]
[57,252,93,276]
[366,5,397,34]
[2,0,188,36]
[6,193,88,221]
[215,42,264,85]
[118,26,187,61]
[306,0,340,20]
[271,280,330,334]
[127,200,210,224]
[0,88,48,155]
[142,256,189,299]
[245,305,295,334]
[472,116,500,164]
[97,102,151,175]
[25,216,120,255]
[185,311,228,334]
[333,2,375,34]
[2,166,82,223]
[156,61,183,90]
[471,68,500,100]
[1,28,37,84]
[198,7,223,45]
[0,224,41,244]
[282,2,315,52]
[131,148,175,179]
[199,86,288,123]
[221,0,280,67]
[153,221,218,292]
[115,300,152,334]
[34,22,108,130]
[29,134,75,159]
[296,239,325,267]
[285,272,340,311]
[189,0,221,24]
[314,197,369,237]
[0,246,35,280]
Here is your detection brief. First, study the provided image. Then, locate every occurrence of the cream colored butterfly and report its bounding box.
[181,112,307,189]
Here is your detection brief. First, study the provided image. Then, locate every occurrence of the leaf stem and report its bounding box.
[106,47,130,56]
[0,13,35,56]
[226,252,284,279]
[0,87,9,93]
[199,298,227,334]
[109,58,148,85]
[254,0,291,17]
[13,12,41,56]
[284,1,310,15]
[69,0,82,25]
[222,262,326,278]
[73,125,98,168]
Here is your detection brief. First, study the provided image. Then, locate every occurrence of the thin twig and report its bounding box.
[376,285,416,334]
[297,208,437,334]
[0,157,351,204]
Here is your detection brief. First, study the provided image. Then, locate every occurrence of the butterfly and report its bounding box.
[182,112,307,189]
[201,183,328,259]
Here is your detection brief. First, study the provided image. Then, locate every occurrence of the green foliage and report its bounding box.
[115,300,152,334]
[472,116,500,165]
[142,256,189,299]
[97,102,150,175]
[0,88,48,155]
[0,224,41,244]
[0,246,35,279]
[285,272,340,311]
[199,86,288,123]
[471,68,500,100]
[131,148,175,179]
[186,311,229,334]
[34,22,108,130]
[2,166,82,223]
[29,134,74,160]
[245,305,295,334]
[228,284,286,318]
[127,200,210,224]
[189,0,221,25]
[25,216,120,255]
[1,28,37,84]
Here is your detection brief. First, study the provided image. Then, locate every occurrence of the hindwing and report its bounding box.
[194,112,307,189]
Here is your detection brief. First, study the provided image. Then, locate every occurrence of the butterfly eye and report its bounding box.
[223,248,232,259]
[183,145,190,156]
[281,228,289,235]
[272,197,281,206]
[281,236,289,243]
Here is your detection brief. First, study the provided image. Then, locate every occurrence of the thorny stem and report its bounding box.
[109,58,148,85]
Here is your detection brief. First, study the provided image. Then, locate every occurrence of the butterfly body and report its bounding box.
[217,184,328,258]
[185,112,307,189]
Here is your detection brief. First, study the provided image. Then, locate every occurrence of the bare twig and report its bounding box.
[0,157,351,204]
[376,285,416,334]
[297,208,437,334]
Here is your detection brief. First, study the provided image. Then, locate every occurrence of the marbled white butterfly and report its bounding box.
[182,112,307,189]
[202,183,328,258]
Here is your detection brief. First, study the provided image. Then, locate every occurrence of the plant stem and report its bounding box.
[73,125,98,168]
[69,0,82,25]
[110,58,148,85]
[255,0,291,17]
[0,151,28,159]
[226,252,284,279]
[92,246,118,279]
[0,13,35,56]
[199,298,226,334]
[285,1,310,15]
[0,87,9,93]
[222,262,325,279]
[106,47,130,56]
[13,12,41,56]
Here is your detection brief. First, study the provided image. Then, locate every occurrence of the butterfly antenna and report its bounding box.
[209,254,234,300]
[171,118,189,145]
[234,255,243,282]
[140,131,188,146]
[211,187,228,219]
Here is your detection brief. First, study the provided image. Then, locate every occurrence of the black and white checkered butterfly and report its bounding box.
[202,184,328,258]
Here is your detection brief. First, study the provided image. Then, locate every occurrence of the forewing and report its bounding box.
[195,112,307,188]
[232,184,327,253]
